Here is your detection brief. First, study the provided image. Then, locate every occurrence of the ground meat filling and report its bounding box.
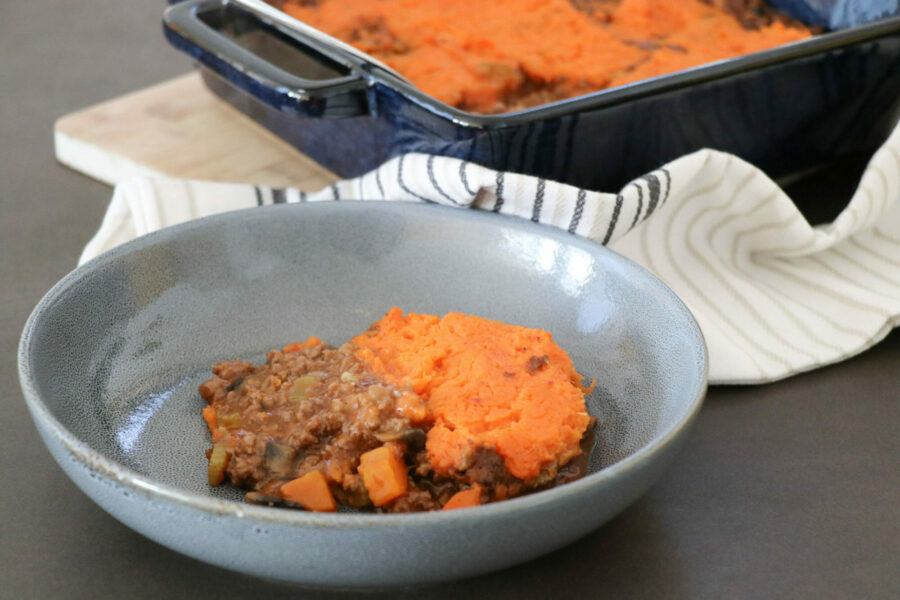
[199,337,596,513]
[200,342,427,509]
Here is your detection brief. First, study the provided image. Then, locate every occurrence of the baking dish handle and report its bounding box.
[163,0,373,119]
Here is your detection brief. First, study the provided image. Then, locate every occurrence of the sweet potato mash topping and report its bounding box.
[353,308,592,482]
[280,0,812,112]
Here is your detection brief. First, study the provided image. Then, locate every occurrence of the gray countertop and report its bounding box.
[2,2,898,598]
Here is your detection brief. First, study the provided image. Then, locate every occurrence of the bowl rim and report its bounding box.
[18,201,708,530]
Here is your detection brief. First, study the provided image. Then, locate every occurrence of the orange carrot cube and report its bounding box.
[281,470,337,512]
[358,446,408,506]
[443,486,483,511]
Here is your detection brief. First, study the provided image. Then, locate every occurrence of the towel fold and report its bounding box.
[81,122,900,385]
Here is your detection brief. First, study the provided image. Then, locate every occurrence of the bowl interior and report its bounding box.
[23,202,705,505]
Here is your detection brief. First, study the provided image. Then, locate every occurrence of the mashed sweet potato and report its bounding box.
[353,308,592,482]
[278,0,812,113]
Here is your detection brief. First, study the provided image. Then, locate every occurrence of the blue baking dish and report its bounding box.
[163,0,900,190]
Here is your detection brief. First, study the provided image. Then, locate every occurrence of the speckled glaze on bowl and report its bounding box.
[19,202,706,587]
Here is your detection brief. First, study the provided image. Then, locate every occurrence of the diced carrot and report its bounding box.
[282,336,323,353]
[280,470,337,512]
[443,485,483,511]
[358,446,408,506]
[202,405,217,433]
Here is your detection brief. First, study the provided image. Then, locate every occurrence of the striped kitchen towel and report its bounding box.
[80,122,900,385]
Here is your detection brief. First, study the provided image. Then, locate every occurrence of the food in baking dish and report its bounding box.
[199,308,596,512]
[277,0,813,112]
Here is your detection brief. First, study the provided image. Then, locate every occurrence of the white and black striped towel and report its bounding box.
[81,122,900,385]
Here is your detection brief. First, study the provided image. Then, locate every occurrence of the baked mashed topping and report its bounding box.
[199,308,596,513]
[277,0,813,113]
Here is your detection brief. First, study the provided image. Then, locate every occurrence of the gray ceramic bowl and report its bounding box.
[19,202,706,587]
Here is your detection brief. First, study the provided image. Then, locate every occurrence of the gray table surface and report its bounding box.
[2,2,898,598]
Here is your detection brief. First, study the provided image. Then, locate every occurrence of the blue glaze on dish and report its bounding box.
[830,0,900,28]
[163,1,900,190]
[768,0,838,26]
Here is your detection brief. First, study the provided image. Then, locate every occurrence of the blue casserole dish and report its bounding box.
[163,0,900,190]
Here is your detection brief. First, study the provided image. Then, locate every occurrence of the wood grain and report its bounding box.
[54,72,339,190]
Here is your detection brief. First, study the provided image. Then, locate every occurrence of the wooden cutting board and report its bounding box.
[54,72,339,190]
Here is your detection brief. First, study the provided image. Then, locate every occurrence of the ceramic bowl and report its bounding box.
[165,0,900,190]
[19,202,706,587]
